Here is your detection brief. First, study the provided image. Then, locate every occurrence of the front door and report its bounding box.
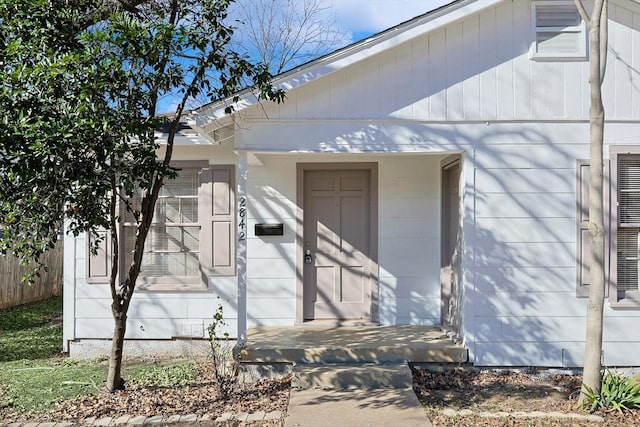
[303,169,372,320]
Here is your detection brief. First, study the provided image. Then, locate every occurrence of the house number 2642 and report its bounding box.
[238,197,247,241]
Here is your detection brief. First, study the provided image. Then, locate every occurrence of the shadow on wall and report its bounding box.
[208,120,606,369]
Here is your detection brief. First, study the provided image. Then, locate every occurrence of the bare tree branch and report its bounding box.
[232,0,349,74]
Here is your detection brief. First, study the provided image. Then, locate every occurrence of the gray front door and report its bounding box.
[303,169,372,320]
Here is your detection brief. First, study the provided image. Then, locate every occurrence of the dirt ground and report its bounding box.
[412,366,640,426]
[1,363,290,425]
[5,364,640,426]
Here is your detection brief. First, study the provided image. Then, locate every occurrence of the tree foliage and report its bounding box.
[0,0,284,391]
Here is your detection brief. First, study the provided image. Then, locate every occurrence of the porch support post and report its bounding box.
[236,151,248,344]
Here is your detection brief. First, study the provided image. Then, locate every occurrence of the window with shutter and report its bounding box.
[87,162,236,290]
[530,1,587,60]
[610,148,640,307]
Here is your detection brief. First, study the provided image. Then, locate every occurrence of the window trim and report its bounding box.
[610,146,640,308]
[530,1,587,61]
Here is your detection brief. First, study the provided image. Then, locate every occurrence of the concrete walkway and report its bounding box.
[284,364,432,427]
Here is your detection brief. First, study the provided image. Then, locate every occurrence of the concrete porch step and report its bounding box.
[236,325,467,365]
[292,363,413,390]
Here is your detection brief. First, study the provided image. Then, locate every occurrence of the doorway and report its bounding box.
[297,164,378,322]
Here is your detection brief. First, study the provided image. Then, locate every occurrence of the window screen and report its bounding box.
[125,169,201,280]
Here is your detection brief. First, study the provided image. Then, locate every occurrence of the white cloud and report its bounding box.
[325,0,452,34]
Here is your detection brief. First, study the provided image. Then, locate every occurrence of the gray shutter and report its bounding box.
[201,166,236,276]
[576,161,590,297]
[87,229,112,283]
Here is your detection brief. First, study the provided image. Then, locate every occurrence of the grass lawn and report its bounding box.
[0,295,199,418]
[0,294,64,362]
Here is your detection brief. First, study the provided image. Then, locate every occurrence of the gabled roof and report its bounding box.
[194,0,506,129]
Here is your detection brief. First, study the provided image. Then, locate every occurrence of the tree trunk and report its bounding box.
[107,306,127,391]
[581,105,605,402]
[577,0,608,404]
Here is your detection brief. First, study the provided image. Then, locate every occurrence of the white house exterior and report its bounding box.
[64,0,640,367]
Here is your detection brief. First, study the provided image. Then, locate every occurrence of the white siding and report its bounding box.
[68,0,640,366]
[69,144,242,342]
[241,0,640,366]
[245,157,298,325]
[255,1,640,123]
[377,156,442,325]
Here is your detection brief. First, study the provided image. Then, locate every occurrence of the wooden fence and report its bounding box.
[0,242,63,310]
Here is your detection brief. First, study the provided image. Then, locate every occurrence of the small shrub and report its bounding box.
[207,302,237,398]
[582,369,640,413]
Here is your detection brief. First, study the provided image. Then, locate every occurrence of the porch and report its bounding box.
[235,325,467,364]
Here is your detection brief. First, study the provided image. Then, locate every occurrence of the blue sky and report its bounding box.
[160,0,451,113]
[325,0,451,41]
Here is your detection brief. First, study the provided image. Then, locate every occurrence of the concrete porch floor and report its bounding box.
[236,325,468,365]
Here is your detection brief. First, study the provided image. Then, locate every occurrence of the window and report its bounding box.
[530,1,587,60]
[611,149,640,306]
[88,163,236,290]
[124,167,202,287]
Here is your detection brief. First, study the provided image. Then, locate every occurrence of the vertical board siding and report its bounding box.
[428,29,448,119]
[462,17,481,119]
[511,0,533,118]
[272,3,640,123]
[495,3,515,119]
[0,242,63,309]
[613,5,633,119]
[633,12,640,118]
[478,8,499,120]
[379,49,399,118]
[412,35,430,119]
[446,24,465,120]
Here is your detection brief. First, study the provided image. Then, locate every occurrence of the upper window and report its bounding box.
[530,1,587,60]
